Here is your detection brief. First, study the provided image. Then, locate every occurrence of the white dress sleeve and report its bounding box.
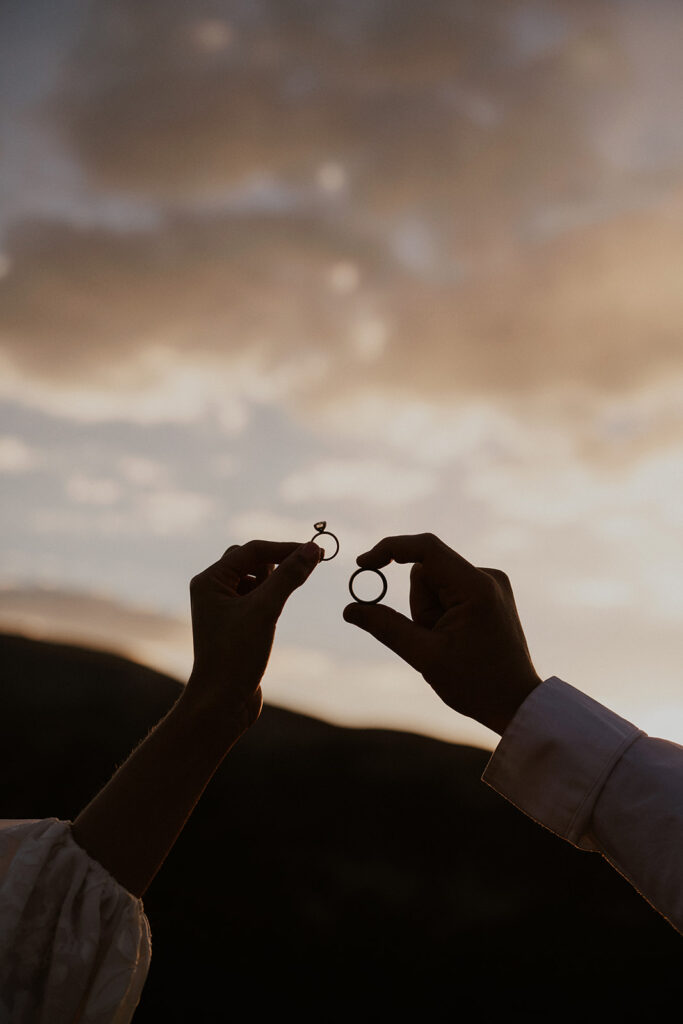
[482,676,683,933]
[0,818,151,1024]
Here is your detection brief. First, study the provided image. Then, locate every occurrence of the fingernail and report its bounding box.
[300,542,322,563]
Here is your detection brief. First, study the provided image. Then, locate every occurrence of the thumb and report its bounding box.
[343,602,435,674]
[260,542,322,614]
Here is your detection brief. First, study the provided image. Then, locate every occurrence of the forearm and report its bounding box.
[72,687,247,898]
[71,538,318,899]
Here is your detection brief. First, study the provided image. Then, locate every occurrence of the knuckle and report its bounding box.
[473,569,499,597]
[414,531,441,553]
[474,567,513,604]
[481,566,510,587]
[222,543,240,556]
[236,538,264,556]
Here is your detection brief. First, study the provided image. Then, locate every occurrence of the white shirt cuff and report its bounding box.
[482,676,643,847]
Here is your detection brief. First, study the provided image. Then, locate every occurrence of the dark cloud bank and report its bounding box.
[2,0,683,404]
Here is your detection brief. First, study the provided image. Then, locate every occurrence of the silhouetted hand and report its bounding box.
[73,538,322,896]
[186,539,322,731]
[343,533,542,735]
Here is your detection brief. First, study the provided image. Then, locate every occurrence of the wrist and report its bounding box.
[181,674,262,739]
[485,673,543,736]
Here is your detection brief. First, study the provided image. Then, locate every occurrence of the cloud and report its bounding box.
[0,212,383,425]
[2,0,683,433]
[29,486,215,538]
[209,453,240,480]
[0,585,192,680]
[3,190,683,428]
[227,509,365,555]
[0,436,41,473]
[56,0,515,200]
[56,0,683,213]
[0,214,375,377]
[315,393,537,466]
[280,458,436,506]
[0,341,250,429]
[557,576,636,612]
[137,489,215,536]
[465,429,683,543]
[228,509,325,543]
[66,473,122,505]
[63,471,220,536]
[116,455,170,487]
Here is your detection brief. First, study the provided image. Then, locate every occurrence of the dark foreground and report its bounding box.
[1,634,678,1017]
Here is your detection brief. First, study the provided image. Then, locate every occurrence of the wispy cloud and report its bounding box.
[116,455,170,487]
[0,436,42,473]
[281,458,436,507]
[0,585,191,680]
[66,473,122,505]
[137,489,215,536]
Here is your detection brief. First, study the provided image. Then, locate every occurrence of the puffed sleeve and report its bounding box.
[0,818,151,1024]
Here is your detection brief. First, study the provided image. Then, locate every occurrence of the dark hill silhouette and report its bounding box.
[1,633,678,1018]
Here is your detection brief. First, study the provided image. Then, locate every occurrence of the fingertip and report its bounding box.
[343,603,361,623]
[299,541,322,565]
[259,549,318,617]
[356,540,391,569]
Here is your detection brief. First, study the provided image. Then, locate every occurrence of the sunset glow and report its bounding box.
[1,0,682,750]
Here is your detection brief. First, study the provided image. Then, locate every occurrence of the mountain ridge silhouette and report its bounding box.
[1,633,678,1017]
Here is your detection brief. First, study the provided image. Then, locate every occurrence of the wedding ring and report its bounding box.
[348,567,388,605]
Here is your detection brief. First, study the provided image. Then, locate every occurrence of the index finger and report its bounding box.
[357,533,478,586]
[219,540,304,577]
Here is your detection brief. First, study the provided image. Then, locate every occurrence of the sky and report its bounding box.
[1,0,682,750]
